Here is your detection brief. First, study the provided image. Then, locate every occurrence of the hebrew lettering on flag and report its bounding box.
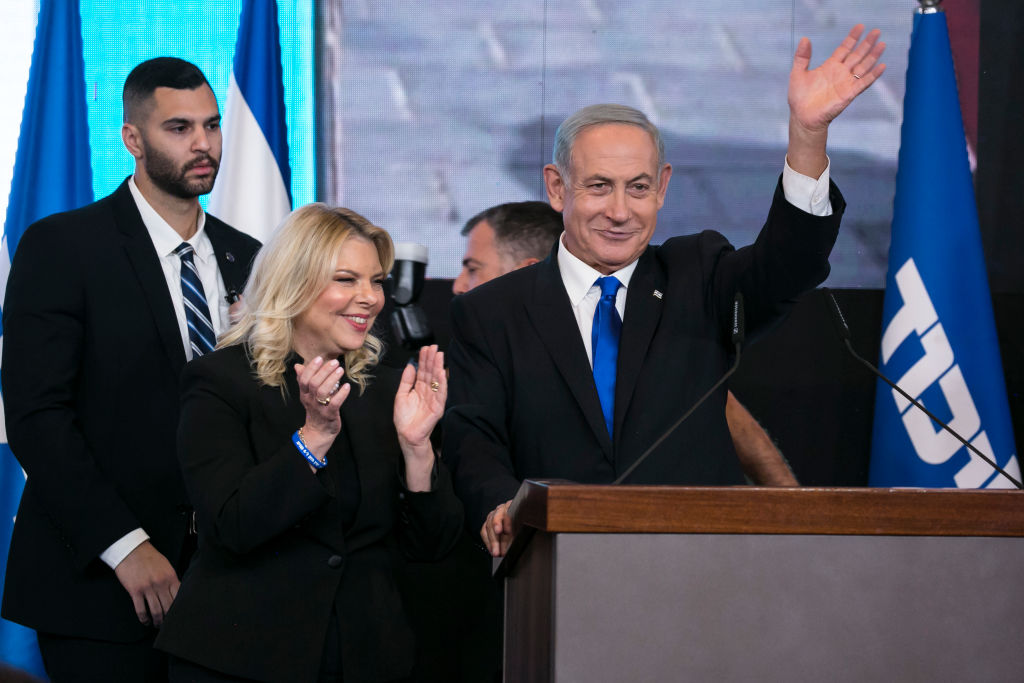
[868,6,1017,488]
[873,259,1017,487]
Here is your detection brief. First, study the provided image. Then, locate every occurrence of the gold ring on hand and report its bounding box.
[317,380,342,405]
[430,381,440,392]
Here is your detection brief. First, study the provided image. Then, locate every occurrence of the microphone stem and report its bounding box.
[844,338,1023,490]
[613,341,742,485]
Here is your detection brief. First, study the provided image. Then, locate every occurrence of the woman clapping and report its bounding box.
[157,205,462,682]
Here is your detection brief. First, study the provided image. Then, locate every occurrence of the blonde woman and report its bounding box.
[156,204,462,682]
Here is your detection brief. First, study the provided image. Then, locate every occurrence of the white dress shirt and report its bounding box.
[558,158,833,366]
[100,178,231,570]
[128,176,231,358]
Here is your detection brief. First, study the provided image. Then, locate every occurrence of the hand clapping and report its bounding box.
[394,345,446,490]
[295,356,350,460]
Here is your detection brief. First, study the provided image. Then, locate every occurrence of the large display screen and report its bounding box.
[323,1,911,285]
[3,2,915,286]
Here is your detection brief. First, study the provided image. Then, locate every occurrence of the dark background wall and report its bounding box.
[977,0,1024,295]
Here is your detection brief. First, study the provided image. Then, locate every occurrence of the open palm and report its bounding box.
[789,24,886,133]
[393,344,446,449]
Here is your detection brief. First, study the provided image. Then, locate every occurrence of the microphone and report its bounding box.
[823,288,1022,490]
[389,243,435,350]
[391,243,427,306]
[613,292,745,484]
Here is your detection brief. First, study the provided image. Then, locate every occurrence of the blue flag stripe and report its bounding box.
[232,0,291,197]
[1,0,93,675]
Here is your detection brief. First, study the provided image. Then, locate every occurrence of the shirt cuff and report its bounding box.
[782,155,833,216]
[99,528,150,569]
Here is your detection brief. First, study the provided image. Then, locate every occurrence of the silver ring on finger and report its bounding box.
[853,73,862,79]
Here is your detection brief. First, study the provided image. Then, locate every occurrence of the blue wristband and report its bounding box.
[292,429,327,469]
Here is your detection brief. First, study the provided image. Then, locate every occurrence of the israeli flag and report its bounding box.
[1,0,93,675]
[209,0,292,242]
[869,8,1020,488]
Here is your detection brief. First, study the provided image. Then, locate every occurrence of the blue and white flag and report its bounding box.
[869,8,1019,488]
[208,0,292,242]
[1,0,93,674]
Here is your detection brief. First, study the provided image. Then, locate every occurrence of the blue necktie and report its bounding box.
[591,276,622,438]
[174,242,216,358]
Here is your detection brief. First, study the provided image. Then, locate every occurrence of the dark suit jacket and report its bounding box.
[444,180,846,530]
[1,179,261,641]
[154,344,463,683]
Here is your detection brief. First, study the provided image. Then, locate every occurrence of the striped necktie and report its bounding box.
[591,276,622,438]
[174,242,216,358]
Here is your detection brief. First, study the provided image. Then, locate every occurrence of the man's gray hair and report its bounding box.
[552,104,666,178]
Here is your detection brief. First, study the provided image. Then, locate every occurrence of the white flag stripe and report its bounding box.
[208,73,291,243]
[0,234,11,306]
[1,239,10,445]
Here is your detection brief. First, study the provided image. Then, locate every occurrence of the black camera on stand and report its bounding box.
[389,243,434,351]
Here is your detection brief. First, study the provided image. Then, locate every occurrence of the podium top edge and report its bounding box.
[520,480,1021,495]
[511,480,1024,537]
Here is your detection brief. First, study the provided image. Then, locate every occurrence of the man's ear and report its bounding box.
[655,163,673,209]
[122,123,144,160]
[543,164,566,212]
[512,257,541,272]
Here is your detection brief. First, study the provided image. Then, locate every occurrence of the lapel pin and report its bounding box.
[653,289,663,299]
[225,251,236,263]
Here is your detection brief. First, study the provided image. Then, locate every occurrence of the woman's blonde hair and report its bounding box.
[219,203,395,393]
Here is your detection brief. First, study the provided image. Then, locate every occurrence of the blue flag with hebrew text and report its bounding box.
[868,10,1019,488]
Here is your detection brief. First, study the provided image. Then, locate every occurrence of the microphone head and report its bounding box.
[823,288,852,341]
[394,242,428,264]
[731,292,745,346]
[390,243,429,306]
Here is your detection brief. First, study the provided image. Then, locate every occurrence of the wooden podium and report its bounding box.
[496,481,1024,682]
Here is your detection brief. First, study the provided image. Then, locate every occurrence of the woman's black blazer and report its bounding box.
[156,344,462,682]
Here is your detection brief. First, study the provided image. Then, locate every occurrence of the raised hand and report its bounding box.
[394,345,446,490]
[784,24,886,178]
[789,24,887,133]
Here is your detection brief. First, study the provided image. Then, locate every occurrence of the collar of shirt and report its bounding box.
[556,232,640,310]
[128,176,213,262]
[556,233,641,366]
